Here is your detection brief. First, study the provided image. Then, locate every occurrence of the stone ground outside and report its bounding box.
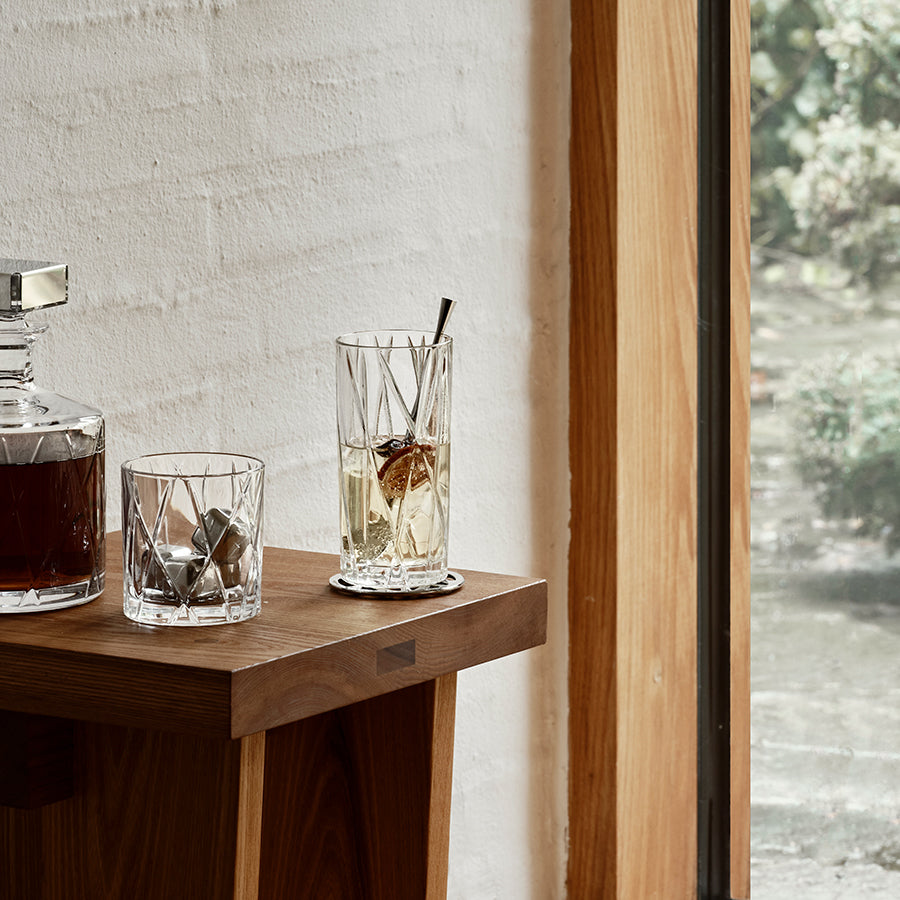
[751,269,900,898]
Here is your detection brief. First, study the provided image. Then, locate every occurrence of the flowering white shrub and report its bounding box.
[752,0,900,289]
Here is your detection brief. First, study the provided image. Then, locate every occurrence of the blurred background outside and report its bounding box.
[751,0,900,894]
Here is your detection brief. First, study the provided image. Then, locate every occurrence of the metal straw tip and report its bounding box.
[434,297,457,342]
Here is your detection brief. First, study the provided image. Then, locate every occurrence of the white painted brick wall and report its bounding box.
[1,1,569,895]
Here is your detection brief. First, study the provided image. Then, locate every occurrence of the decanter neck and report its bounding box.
[0,316,48,389]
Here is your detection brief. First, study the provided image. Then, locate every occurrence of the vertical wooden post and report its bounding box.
[234,731,266,900]
[425,675,457,900]
[569,0,700,896]
[568,0,619,889]
[258,675,457,900]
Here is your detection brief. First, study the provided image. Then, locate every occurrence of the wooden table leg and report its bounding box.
[0,718,266,900]
[234,730,266,899]
[258,673,458,900]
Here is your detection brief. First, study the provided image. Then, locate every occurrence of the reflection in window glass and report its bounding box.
[751,0,900,894]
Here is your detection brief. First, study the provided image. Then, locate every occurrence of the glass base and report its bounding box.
[123,587,261,626]
[0,574,105,613]
[339,556,449,592]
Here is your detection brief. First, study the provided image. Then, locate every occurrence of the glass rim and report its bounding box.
[121,451,265,478]
[335,329,452,350]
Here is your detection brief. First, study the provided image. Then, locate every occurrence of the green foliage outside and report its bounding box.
[756,1,900,551]
[752,0,900,289]
[793,356,900,554]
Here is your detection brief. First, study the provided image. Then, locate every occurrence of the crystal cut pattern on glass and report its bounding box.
[336,330,451,592]
[122,453,264,626]
[0,312,106,613]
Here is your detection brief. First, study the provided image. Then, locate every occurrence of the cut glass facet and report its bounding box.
[336,330,452,591]
[0,295,105,612]
[122,453,264,626]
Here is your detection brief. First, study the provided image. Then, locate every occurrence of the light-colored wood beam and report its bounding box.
[569,0,699,895]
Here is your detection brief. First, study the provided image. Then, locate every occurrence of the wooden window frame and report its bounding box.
[568,0,750,896]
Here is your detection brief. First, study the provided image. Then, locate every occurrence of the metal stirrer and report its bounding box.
[407,297,456,440]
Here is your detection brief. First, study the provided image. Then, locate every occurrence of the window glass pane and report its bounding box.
[751,0,900,894]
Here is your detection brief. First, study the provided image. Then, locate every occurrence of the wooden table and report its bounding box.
[0,534,546,900]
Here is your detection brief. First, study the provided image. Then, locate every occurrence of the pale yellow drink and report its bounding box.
[340,437,450,589]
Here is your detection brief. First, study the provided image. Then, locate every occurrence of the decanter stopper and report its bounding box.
[0,260,68,315]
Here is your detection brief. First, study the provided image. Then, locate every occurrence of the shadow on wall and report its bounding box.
[527,0,570,895]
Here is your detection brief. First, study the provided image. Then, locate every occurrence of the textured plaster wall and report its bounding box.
[1,1,570,895]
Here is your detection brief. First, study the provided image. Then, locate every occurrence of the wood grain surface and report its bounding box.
[569,0,699,896]
[424,675,456,900]
[0,723,262,900]
[258,675,456,900]
[568,0,619,894]
[0,533,546,738]
[234,731,266,900]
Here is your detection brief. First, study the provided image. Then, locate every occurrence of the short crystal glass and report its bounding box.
[336,330,451,591]
[122,452,264,626]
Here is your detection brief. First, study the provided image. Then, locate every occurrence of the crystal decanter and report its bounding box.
[0,260,105,612]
